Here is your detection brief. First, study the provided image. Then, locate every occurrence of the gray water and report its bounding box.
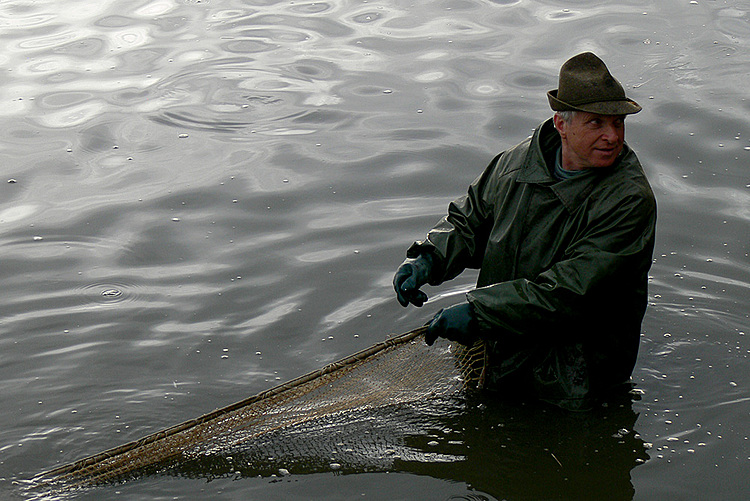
[1,0,749,499]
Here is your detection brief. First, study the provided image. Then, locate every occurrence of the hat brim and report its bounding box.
[547,90,642,115]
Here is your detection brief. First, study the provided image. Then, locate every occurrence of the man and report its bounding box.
[393,52,656,410]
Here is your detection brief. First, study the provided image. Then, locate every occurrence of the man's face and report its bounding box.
[554,112,625,170]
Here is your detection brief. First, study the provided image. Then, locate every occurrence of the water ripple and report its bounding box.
[78,281,140,305]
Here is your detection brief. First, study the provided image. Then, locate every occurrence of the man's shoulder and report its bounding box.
[595,150,656,214]
[490,135,535,177]
[612,149,653,196]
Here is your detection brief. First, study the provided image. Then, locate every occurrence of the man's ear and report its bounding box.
[553,114,566,138]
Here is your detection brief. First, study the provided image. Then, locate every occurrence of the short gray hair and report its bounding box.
[555,110,577,123]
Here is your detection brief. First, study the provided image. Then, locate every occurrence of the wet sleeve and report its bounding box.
[467,188,656,341]
[406,153,502,285]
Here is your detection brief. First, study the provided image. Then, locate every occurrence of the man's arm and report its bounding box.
[468,189,656,341]
[406,153,503,285]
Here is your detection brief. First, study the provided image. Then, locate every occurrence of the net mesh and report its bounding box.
[29,327,486,493]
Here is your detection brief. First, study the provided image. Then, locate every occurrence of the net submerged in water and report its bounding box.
[30,327,486,492]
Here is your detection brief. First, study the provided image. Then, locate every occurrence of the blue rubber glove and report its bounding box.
[393,254,434,307]
[425,302,478,346]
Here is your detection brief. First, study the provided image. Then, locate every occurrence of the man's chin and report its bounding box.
[593,149,621,167]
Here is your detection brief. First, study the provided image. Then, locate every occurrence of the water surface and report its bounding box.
[1,0,749,499]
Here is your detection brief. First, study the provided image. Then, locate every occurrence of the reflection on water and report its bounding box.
[31,393,647,501]
[1,0,749,500]
[180,395,649,501]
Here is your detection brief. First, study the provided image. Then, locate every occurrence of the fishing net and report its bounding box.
[29,327,486,493]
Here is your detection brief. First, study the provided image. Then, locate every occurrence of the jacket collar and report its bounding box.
[517,118,625,213]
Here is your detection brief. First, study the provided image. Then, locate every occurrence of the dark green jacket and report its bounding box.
[408,118,656,408]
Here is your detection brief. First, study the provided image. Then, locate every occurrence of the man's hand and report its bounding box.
[425,302,479,346]
[393,254,433,307]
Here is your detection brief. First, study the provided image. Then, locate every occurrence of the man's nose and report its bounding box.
[602,124,619,142]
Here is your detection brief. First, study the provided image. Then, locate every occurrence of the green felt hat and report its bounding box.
[547,52,641,115]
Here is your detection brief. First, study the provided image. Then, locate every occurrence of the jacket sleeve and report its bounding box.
[407,153,503,284]
[467,187,656,342]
